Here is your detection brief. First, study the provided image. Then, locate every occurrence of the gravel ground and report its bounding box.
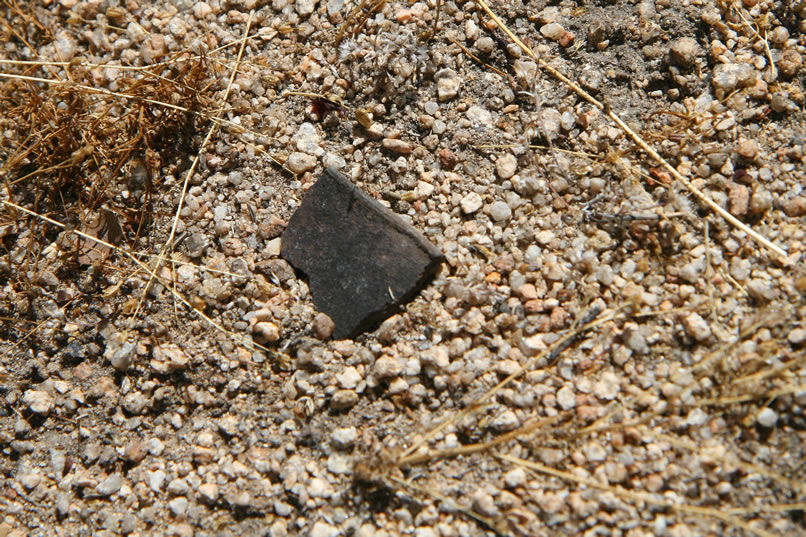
[2,0,806,536]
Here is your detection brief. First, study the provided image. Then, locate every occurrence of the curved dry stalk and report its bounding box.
[398,412,569,467]
[0,199,270,356]
[498,453,779,537]
[475,0,791,265]
[387,475,508,535]
[398,304,610,461]
[134,11,254,317]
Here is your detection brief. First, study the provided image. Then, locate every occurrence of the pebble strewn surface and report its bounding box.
[1,0,805,536]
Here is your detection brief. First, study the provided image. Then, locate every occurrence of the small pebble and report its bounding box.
[747,279,774,301]
[540,23,565,41]
[335,366,361,389]
[295,122,323,156]
[253,321,280,342]
[735,138,758,159]
[465,105,492,126]
[728,184,749,217]
[147,470,166,492]
[167,478,189,496]
[788,328,806,346]
[198,483,219,503]
[491,410,520,431]
[503,467,527,489]
[295,0,316,15]
[556,386,576,410]
[537,490,565,513]
[169,497,189,517]
[96,473,122,496]
[382,138,413,154]
[685,408,708,427]
[461,192,483,214]
[312,313,335,339]
[749,189,773,215]
[593,371,620,400]
[373,356,402,379]
[19,471,42,491]
[712,63,755,98]
[683,312,711,342]
[472,490,499,517]
[331,389,359,410]
[538,108,562,140]
[779,49,802,78]
[475,36,495,54]
[669,37,699,67]
[496,154,517,179]
[286,152,317,174]
[326,453,352,474]
[104,331,135,371]
[22,390,54,415]
[310,521,339,537]
[489,201,512,222]
[120,514,138,534]
[520,333,547,356]
[331,427,358,450]
[784,197,806,217]
[757,407,777,428]
[583,442,607,463]
[434,69,460,101]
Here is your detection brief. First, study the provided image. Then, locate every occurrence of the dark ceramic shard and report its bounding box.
[281,167,444,339]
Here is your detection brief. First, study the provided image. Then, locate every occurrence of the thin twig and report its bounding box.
[398,304,607,461]
[0,199,270,355]
[498,453,778,537]
[134,11,255,316]
[474,0,791,264]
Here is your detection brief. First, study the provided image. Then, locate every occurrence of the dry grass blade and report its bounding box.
[398,304,609,462]
[134,11,255,317]
[498,453,780,537]
[398,412,569,466]
[0,199,271,357]
[474,0,791,265]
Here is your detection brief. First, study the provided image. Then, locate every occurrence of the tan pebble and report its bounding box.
[485,271,502,284]
[523,298,545,313]
[518,283,538,300]
[735,138,758,159]
[779,48,803,78]
[123,440,146,464]
[438,148,458,170]
[645,473,665,492]
[198,483,218,503]
[728,183,749,217]
[537,490,565,513]
[540,23,564,40]
[558,31,575,48]
[576,404,604,420]
[395,9,412,23]
[252,321,280,343]
[549,307,568,330]
[784,197,806,217]
[312,313,335,339]
[382,138,412,154]
[670,37,700,67]
[192,446,216,463]
[330,389,358,410]
[373,356,402,379]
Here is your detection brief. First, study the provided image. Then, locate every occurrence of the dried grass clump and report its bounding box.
[2,57,208,235]
[0,52,213,345]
